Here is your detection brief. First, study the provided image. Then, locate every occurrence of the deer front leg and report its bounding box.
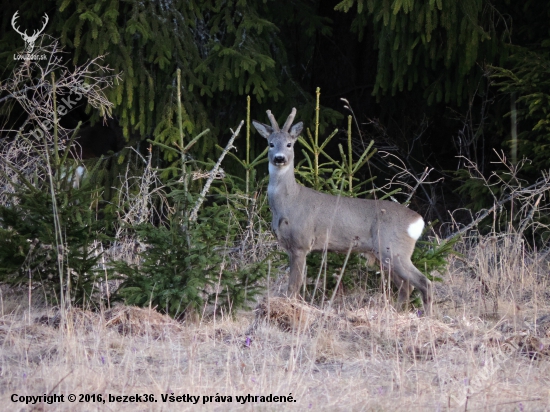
[287,250,307,298]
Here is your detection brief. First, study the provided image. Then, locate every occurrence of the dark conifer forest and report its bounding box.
[2,1,549,218]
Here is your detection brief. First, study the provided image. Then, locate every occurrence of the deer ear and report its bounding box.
[289,121,303,139]
[252,121,273,139]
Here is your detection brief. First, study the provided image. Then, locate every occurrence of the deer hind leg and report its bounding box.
[287,250,308,298]
[377,253,413,311]
[390,272,414,311]
[392,257,432,316]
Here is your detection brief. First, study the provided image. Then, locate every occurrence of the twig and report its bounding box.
[517,193,542,234]
[404,167,434,204]
[189,120,244,221]
[445,178,549,241]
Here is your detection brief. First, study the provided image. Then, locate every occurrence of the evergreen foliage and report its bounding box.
[412,227,459,282]
[2,0,548,201]
[0,42,120,308]
[3,0,548,315]
[5,0,324,162]
[334,0,509,105]
[114,185,269,319]
[0,161,112,307]
[489,46,550,171]
[113,91,270,318]
[57,0,218,152]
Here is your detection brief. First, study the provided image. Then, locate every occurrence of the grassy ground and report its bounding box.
[1,233,550,411]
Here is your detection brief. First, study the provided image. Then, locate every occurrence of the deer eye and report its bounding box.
[269,143,274,148]
[287,143,292,148]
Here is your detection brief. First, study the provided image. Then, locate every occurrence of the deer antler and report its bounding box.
[28,14,49,40]
[11,11,26,37]
[11,12,48,41]
[266,110,280,131]
[281,107,297,132]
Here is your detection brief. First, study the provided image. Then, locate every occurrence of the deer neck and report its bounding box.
[267,161,299,205]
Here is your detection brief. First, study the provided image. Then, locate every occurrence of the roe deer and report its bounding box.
[253,108,432,315]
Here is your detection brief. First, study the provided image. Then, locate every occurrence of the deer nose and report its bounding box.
[274,155,286,164]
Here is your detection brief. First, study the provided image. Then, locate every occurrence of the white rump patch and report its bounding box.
[407,217,424,240]
[75,165,85,179]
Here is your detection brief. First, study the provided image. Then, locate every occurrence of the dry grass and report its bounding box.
[1,233,550,411]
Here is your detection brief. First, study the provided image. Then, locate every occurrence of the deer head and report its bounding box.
[252,108,303,172]
[12,11,49,54]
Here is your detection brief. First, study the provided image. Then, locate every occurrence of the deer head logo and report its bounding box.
[11,11,49,54]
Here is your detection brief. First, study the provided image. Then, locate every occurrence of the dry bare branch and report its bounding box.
[189,120,244,222]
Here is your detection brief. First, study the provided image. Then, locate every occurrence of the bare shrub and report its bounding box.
[0,36,119,204]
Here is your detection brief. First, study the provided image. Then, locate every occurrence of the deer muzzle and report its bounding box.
[273,154,287,165]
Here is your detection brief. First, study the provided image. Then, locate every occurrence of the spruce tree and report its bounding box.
[334,0,508,105]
